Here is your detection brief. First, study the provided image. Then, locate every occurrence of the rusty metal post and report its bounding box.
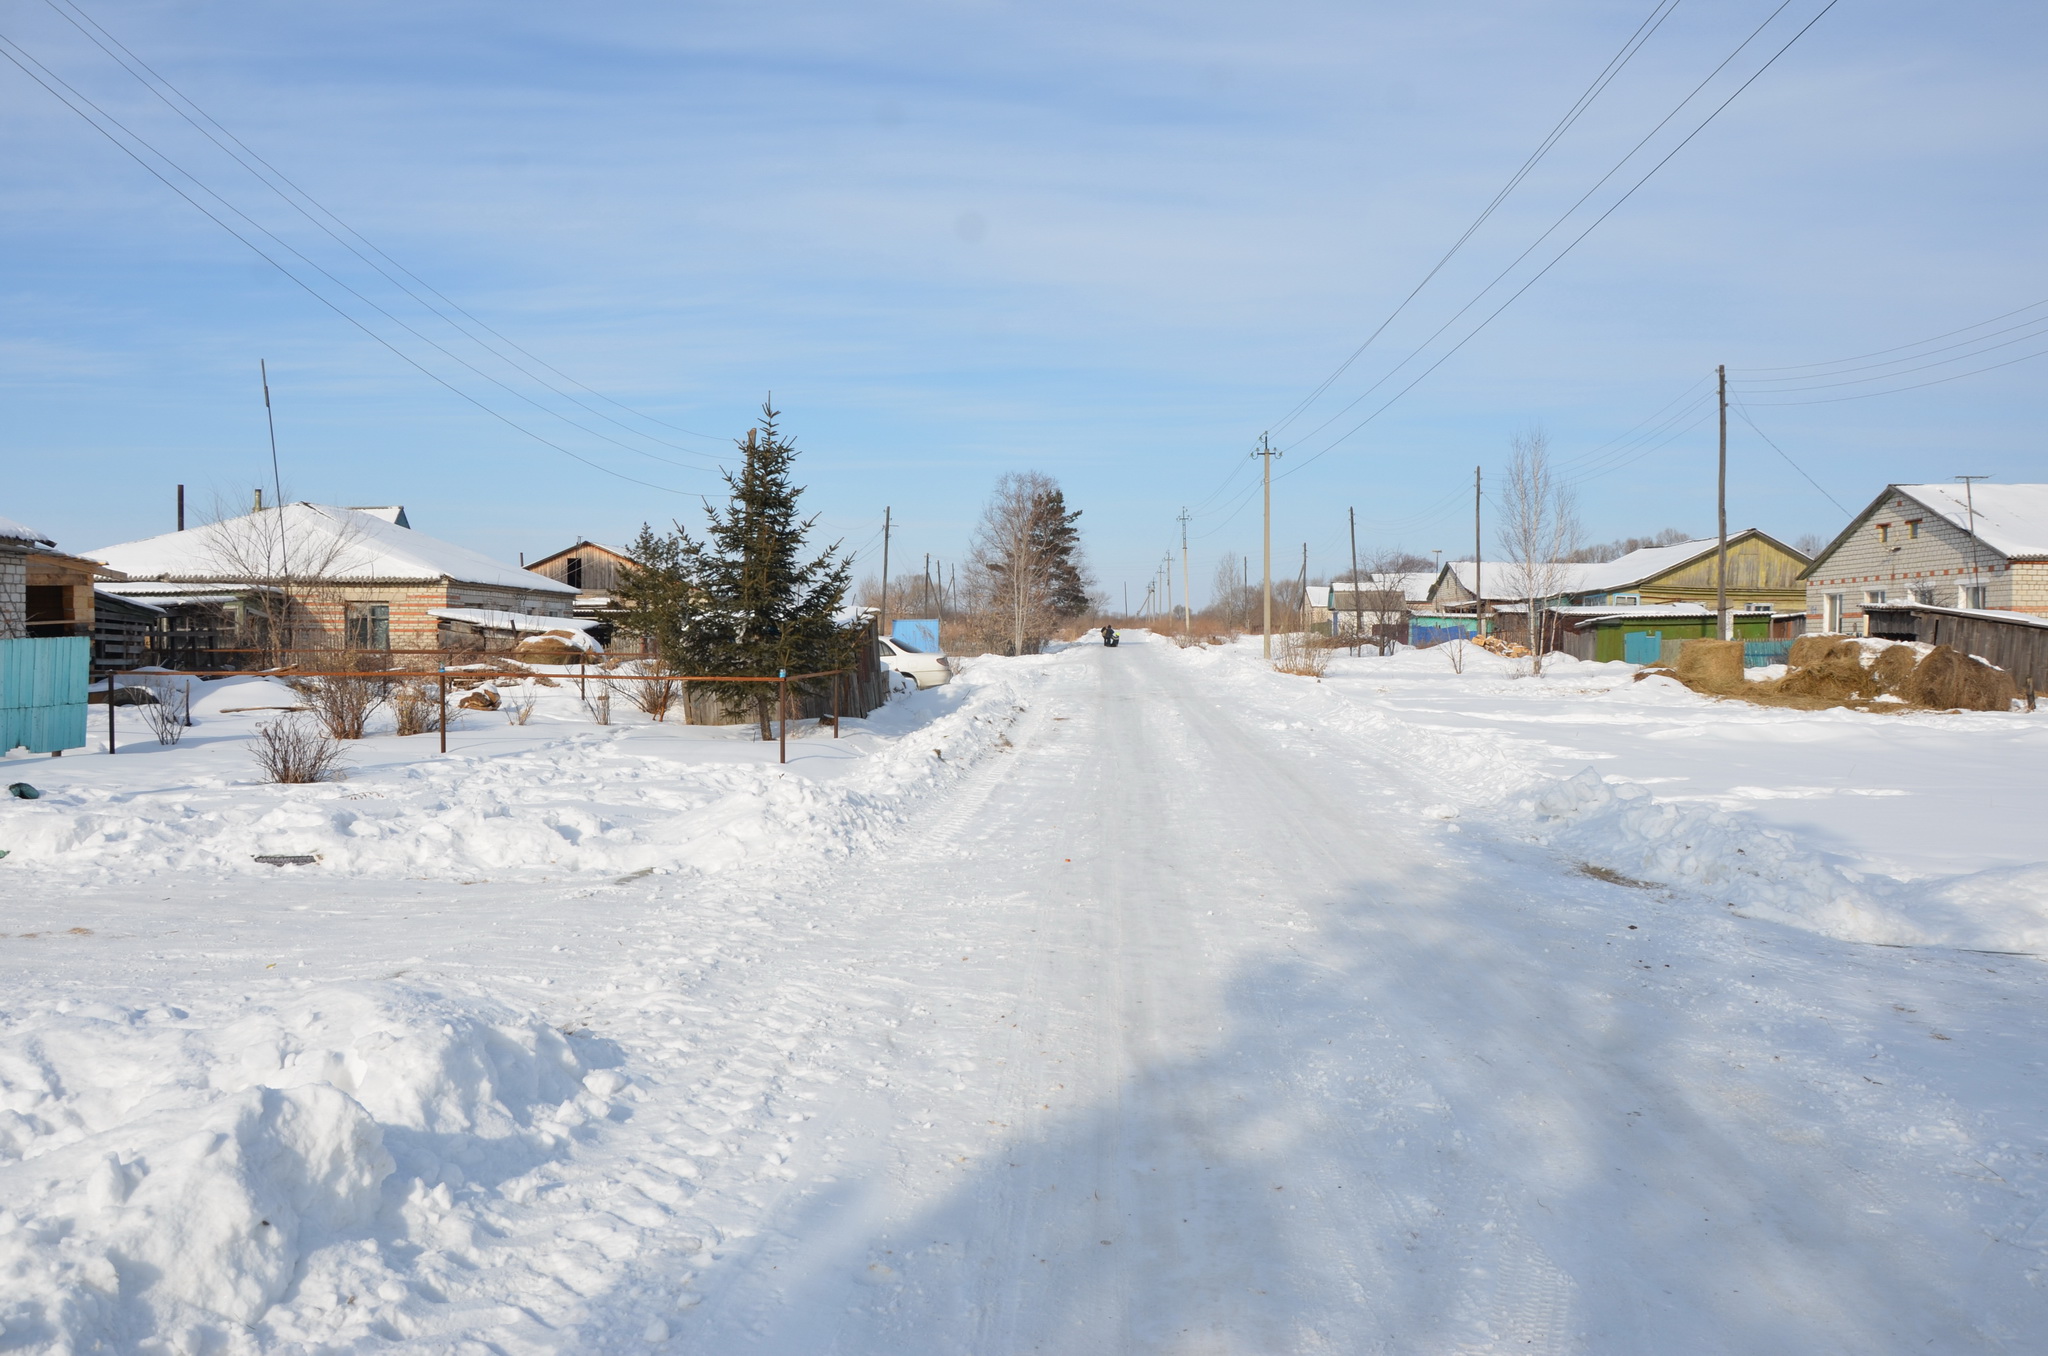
[777,670,788,763]
[832,670,840,737]
[106,672,116,755]
[438,667,448,754]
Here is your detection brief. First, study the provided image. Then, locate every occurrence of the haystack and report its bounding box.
[1774,639,1872,701]
[457,687,501,711]
[1867,644,1921,697]
[1899,645,2019,712]
[514,631,591,665]
[1674,639,1744,692]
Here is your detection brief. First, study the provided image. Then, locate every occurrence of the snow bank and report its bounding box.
[0,662,1026,885]
[1531,768,2048,952]
[0,981,595,1346]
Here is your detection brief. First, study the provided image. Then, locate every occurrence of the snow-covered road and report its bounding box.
[7,635,2046,1352]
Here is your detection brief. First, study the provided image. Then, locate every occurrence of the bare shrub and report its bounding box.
[297,674,383,739]
[251,714,347,784]
[583,683,613,725]
[138,675,192,746]
[1273,630,1328,678]
[620,665,681,722]
[1445,637,1467,674]
[391,681,443,737]
[504,687,538,725]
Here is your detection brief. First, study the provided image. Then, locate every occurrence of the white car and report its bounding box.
[879,635,952,688]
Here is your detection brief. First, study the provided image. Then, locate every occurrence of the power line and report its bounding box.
[1731,320,2048,394]
[1727,399,1850,513]
[1268,0,1686,438]
[1729,295,2048,374]
[5,26,728,479]
[1737,339,2048,405]
[1282,0,1841,480]
[0,35,702,495]
[46,0,730,455]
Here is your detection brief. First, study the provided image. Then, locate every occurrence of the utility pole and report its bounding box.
[879,506,892,637]
[1956,475,1990,606]
[1348,506,1362,655]
[1123,582,1129,617]
[1297,543,1309,638]
[1716,364,1730,641]
[1473,466,1484,637]
[1178,508,1192,644]
[1254,434,1281,657]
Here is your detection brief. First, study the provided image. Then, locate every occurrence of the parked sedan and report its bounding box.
[879,635,952,688]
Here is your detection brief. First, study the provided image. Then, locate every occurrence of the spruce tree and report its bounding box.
[612,403,853,736]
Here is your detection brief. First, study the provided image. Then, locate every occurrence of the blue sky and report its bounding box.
[3,0,2044,606]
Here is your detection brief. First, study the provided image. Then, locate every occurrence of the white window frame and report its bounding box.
[1823,593,1844,632]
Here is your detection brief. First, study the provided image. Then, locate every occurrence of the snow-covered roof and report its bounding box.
[1863,600,2048,631]
[0,514,53,545]
[349,505,411,528]
[1891,483,2048,560]
[86,504,575,593]
[1577,540,1720,591]
[91,589,168,616]
[1435,560,1608,601]
[429,607,598,634]
[1331,572,1438,604]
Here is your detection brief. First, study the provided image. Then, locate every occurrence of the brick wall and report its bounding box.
[1803,490,2040,631]
[0,545,26,639]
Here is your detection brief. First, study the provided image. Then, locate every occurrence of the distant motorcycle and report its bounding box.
[1100,626,1120,648]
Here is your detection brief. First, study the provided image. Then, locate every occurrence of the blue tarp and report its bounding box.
[891,619,941,653]
[0,636,89,753]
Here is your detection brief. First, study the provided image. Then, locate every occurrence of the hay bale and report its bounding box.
[457,687,501,711]
[1867,644,1921,696]
[1675,639,1744,691]
[1900,645,2019,712]
[1786,633,1838,669]
[514,635,585,664]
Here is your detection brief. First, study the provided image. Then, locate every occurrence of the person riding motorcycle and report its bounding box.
[1100,625,1120,648]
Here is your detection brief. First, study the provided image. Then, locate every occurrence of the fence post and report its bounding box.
[832,670,840,737]
[438,666,448,754]
[778,669,788,764]
[105,671,116,755]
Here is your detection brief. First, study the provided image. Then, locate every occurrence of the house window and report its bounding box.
[345,602,390,650]
[1612,594,1640,606]
[565,556,583,589]
[1907,584,1933,604]
[1745,602,1773,613]
[1876,523,1891,544]
[1863,589,1887,606]
[1823,593,1844,632]
[1960,584,1988,609]
[1906,519,1921,539]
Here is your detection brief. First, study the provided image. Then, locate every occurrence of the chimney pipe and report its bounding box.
[253,488,264,512]
[176,484,185,531]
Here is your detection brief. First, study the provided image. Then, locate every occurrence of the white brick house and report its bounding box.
[1801,483,2048,635]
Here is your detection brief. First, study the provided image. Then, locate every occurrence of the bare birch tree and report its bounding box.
[1495,429,1581,674]
[964,472,1088,655]
[202,500,370,662]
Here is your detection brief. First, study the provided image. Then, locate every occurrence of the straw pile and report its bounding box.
[1651,636,2017,712]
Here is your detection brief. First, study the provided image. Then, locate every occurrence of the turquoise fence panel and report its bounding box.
[0,636,90,753]
[1623,630,1663,664]
[1743,639,1795,668]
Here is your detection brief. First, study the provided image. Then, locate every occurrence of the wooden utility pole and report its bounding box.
[1178,508,1193,644]
[1254,434,1281,657]
[1473,466,1484,637]
[1348,506,1363,655]
[1716,365,1729,641]
[879,506,892,637]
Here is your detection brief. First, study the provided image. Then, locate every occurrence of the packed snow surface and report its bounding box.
[4,636,2047,1352]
